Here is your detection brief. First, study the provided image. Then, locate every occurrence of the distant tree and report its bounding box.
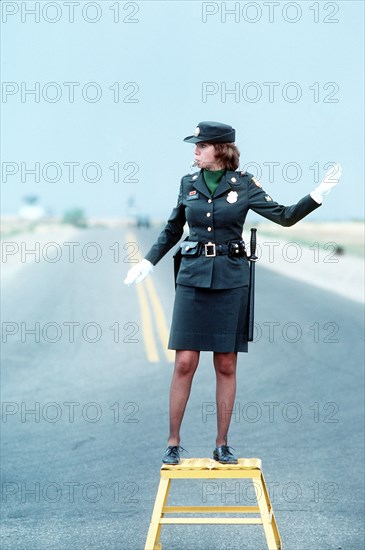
[62,208,87,228]
[23,195,39,205]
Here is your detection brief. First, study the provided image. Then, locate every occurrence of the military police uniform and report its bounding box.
[144,122,321,353]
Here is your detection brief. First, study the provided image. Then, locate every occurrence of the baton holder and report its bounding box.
[145,458,281,550]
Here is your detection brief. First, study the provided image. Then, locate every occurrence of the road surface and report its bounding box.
[1,227,364,549]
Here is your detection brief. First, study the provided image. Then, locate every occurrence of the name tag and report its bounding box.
[186,192,199,201]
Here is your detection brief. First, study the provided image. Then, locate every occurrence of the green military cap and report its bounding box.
[183,121,236,144]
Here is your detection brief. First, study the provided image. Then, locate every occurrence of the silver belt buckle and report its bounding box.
[205,242,216,257]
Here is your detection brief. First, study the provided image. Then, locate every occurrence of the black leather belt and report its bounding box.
[180,239,246,258]
[202,240,246,258]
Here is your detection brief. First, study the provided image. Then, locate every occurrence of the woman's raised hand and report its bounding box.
[124,259,154,285]
[310,163,342,204]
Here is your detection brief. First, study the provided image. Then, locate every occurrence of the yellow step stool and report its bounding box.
[145,457,282,550]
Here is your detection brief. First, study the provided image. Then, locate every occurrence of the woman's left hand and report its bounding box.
[310,163,342,204]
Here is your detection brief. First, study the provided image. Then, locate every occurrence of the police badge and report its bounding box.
[227,191,238,203]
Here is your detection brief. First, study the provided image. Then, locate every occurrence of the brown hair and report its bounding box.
[212,143,240,171]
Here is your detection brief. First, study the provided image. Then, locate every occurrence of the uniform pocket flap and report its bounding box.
[180,241,200,256]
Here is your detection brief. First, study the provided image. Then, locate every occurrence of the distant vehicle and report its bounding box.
[136,214,151,229]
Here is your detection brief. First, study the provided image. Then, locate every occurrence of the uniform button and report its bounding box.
[208,199,212,203]
[207,227,212,232]
[206,212,211,217]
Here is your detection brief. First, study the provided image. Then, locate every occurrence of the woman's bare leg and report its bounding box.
[167,350,200,446]
[213,352,238,447]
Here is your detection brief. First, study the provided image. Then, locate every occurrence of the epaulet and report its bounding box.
[239,170,253,178]
[183,171,199,181]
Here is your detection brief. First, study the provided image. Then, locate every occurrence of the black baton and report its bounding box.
[248,228,258,342]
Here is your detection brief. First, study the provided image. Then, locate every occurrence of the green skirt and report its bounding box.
[168,284,249,353]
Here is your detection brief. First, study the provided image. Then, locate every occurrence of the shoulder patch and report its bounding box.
[251,176,263,188]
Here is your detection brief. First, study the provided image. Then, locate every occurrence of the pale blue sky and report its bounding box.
[2,0,364,220]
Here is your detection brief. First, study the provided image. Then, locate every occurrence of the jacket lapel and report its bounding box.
[192,170,211,198]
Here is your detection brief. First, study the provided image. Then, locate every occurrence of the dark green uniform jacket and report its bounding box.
[145,170,320,289]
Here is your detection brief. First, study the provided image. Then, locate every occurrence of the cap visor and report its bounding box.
[183,135,200,143]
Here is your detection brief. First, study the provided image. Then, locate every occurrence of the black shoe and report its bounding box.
[162,446,187,465]
[213,445,238,464]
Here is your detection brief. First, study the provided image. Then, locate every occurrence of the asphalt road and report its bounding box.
[1,227,364,550]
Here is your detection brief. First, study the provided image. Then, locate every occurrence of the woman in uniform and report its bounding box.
[124,121,341,465]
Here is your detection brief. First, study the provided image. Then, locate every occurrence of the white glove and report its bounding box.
[310,163,342,204]
[124,259,153,285]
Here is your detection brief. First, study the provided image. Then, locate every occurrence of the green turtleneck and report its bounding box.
[203,169,225,196]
